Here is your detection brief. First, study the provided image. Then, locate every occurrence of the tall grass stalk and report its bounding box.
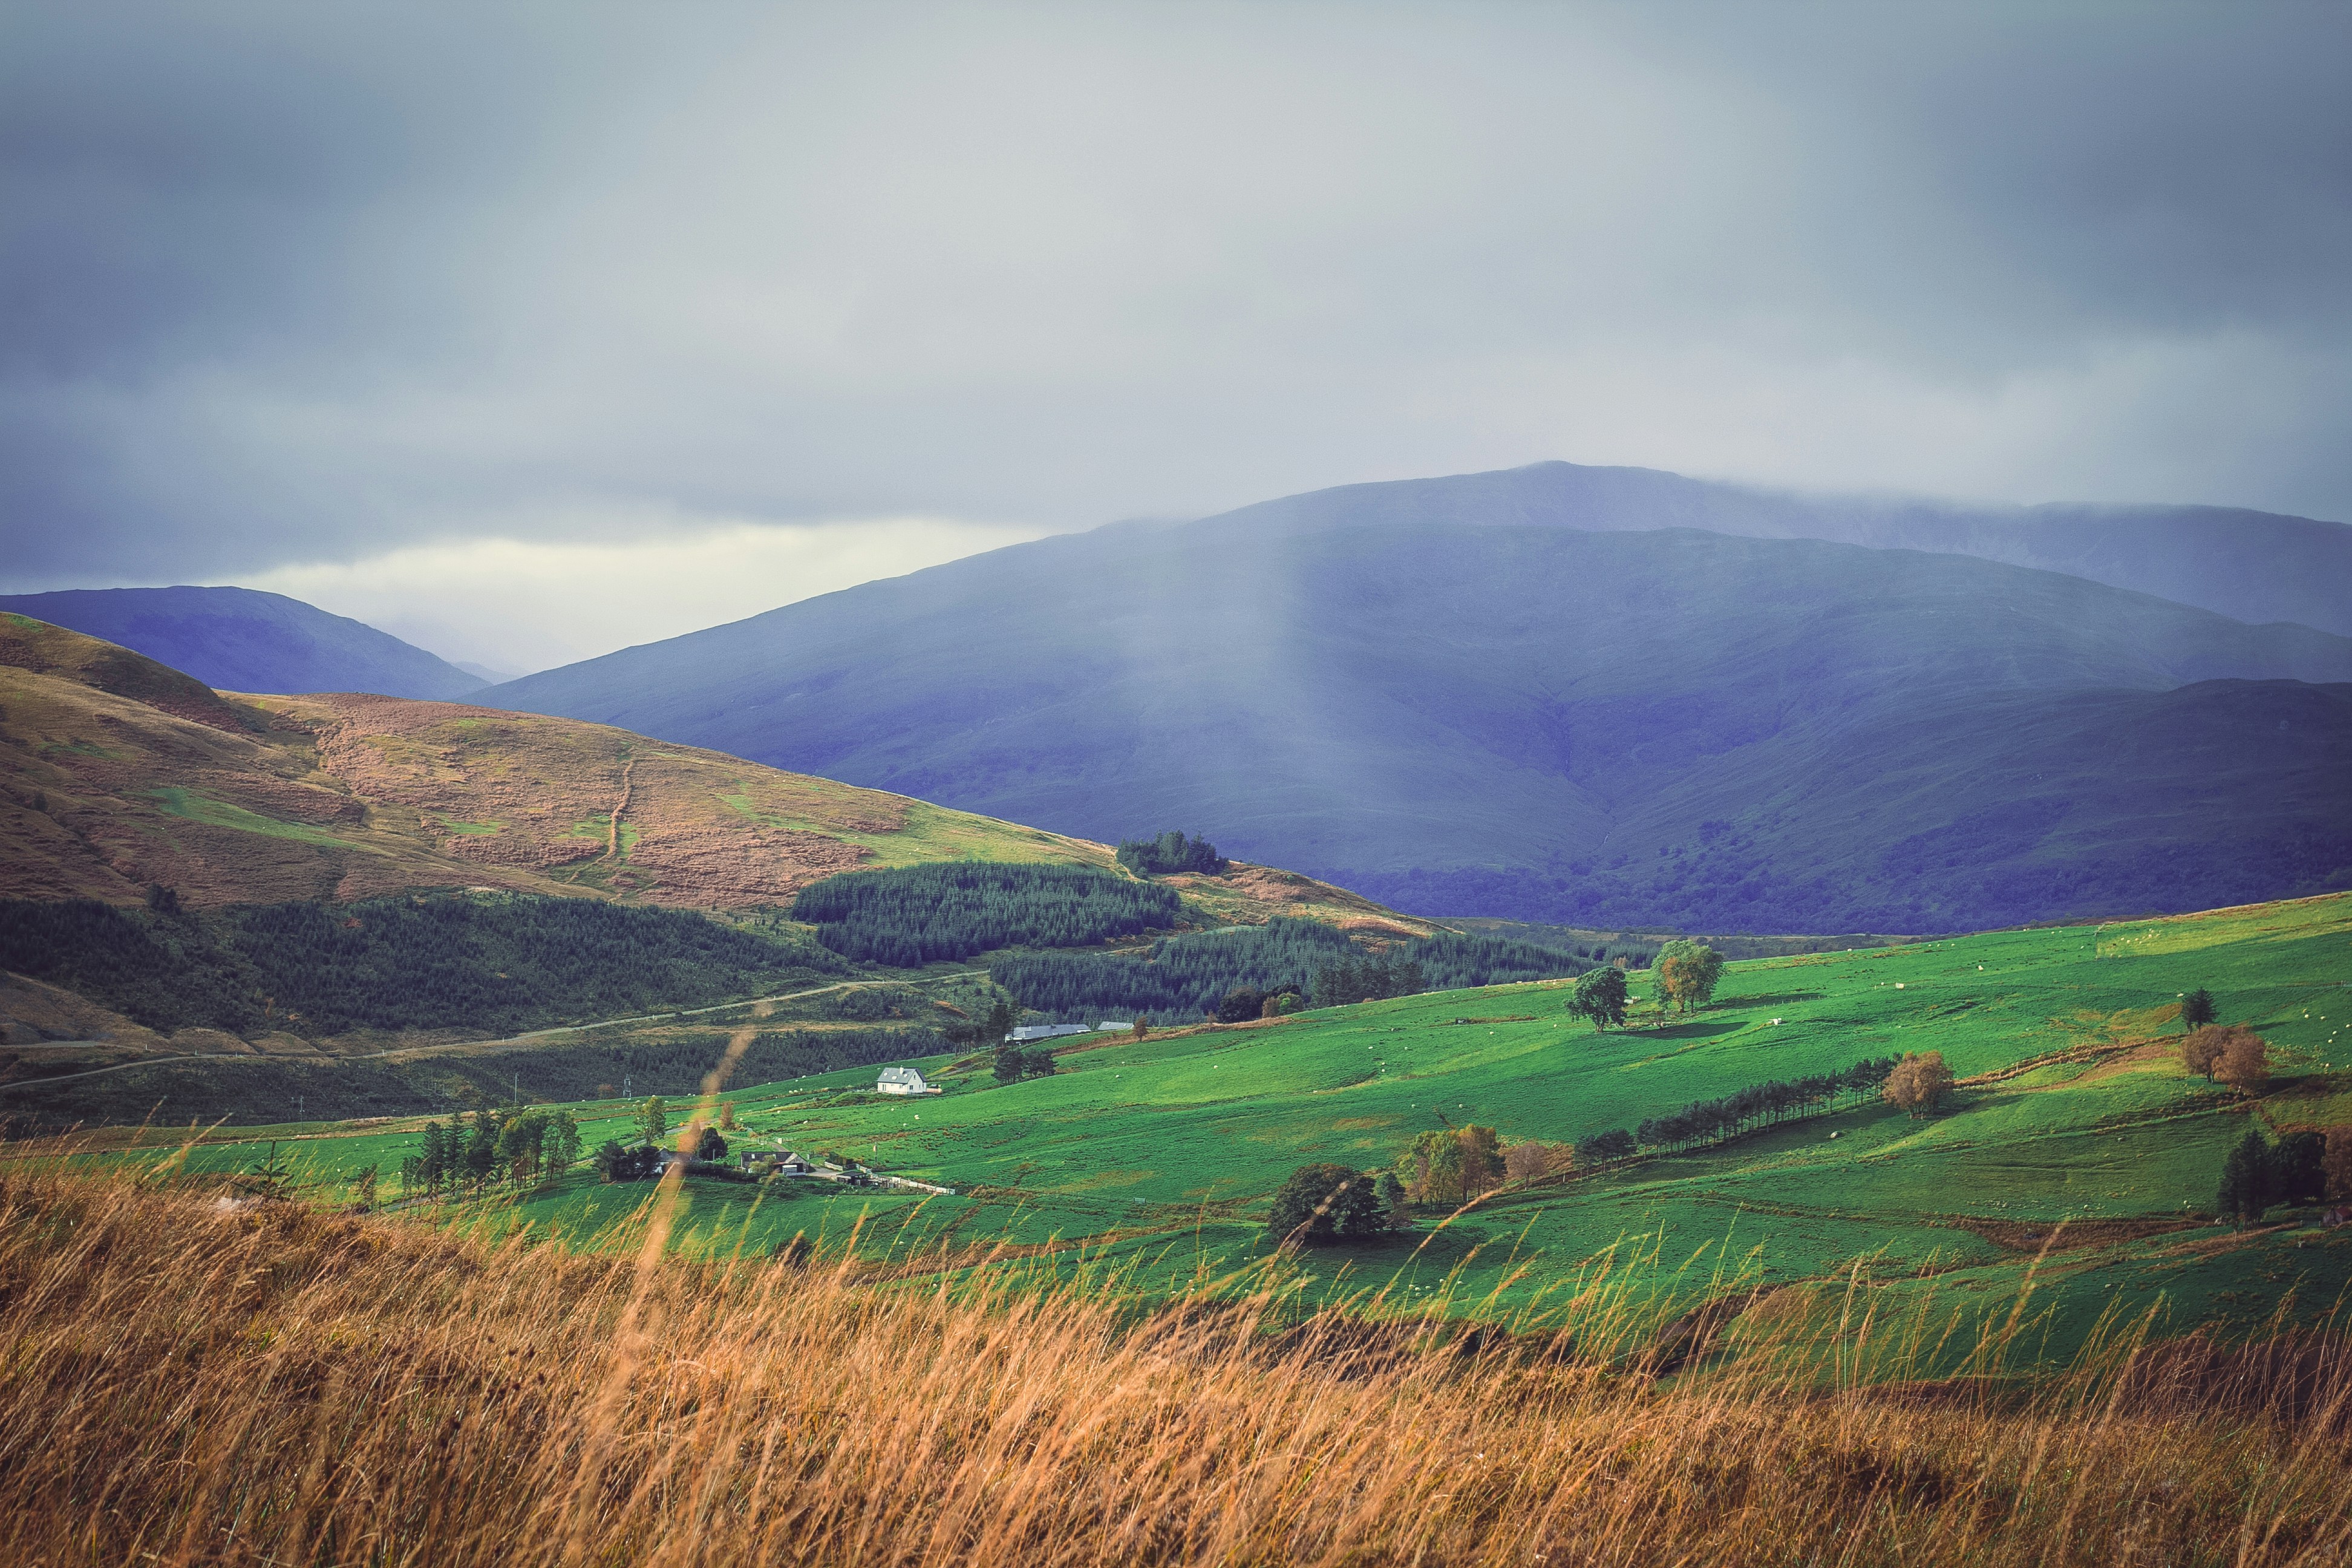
[1,1167,2348,1566]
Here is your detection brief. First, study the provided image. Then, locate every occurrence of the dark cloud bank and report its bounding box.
[3,1,2350,593]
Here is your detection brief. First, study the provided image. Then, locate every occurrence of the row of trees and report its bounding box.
[792,863,1183,966]
[404,1106,584,1195]
[1115,831,1228,877]
[1567,1056,1901,1163]
[1622,1057,1904,1154]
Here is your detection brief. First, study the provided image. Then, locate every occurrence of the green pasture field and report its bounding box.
[41,893,2352,1364]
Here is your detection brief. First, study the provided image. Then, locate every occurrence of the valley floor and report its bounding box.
[24,893,2352,1367]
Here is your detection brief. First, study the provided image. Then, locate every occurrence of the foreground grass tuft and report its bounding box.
[4,1169,2351,1566]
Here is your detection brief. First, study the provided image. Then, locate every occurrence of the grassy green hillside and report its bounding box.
[49,893,2351,1364]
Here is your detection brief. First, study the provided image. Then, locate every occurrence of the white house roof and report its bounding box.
[877,1066,929,1085]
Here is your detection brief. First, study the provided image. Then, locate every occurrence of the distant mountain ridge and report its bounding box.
[0,586,486,700]
[1201,461,2352,636]
[485,472,2352,933]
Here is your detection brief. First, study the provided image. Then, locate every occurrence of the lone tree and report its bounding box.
[2214,1027,2272,1096]
[637,1096,668,1148]
[2183,1024,2229,1080]
[694,1126,729,1162]
[1567,967,1630,1031]
[1881,1051,1956,1117]
[1653,941,1725,1015]
[2180,987,2218,1032]
[1264,1163,1387,1247]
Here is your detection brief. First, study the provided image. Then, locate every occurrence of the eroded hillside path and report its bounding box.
[0,968,988,1092]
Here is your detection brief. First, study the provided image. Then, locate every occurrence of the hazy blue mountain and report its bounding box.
[485,503,2352,933]
[1206,461,2352,636]
[0,586,486,700]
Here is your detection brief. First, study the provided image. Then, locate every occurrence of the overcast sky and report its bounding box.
[4,2,2347,671]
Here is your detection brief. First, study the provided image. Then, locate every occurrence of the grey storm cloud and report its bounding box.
[4,0,2350,590]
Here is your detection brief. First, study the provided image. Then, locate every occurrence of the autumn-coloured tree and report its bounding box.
[2181,1025,2227,1080]
[1503,1142,1571,1183]
[1398,1125,1504,1204]
[2215,1027,2271,1095]
[1653,941,1725,1015]
[1881,1051,1955,1117]
[1457,1125,1503,1194]
[719,1102,738,1131]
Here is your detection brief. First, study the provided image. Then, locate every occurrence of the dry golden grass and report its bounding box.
[5,1157,2352,1567]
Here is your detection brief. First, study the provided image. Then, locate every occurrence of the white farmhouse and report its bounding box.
[876,1066,942,1096]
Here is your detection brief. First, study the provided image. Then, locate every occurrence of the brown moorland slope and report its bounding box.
[0,614,1422,929]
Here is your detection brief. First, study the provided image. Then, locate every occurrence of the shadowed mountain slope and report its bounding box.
[486,514,2352,933]
[0,586,486,700]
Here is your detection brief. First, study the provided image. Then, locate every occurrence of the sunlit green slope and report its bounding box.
[79,893,2352,1359]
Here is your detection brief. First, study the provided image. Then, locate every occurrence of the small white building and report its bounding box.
[876,1066,942,1096]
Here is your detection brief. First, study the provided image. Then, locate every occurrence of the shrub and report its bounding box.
[1882,1051,1955,1117]
[1504,1142,1570,1183]
[1214,986,1266,1024]
[1116,831,1227,877]
[1264,1163,1386,1246]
